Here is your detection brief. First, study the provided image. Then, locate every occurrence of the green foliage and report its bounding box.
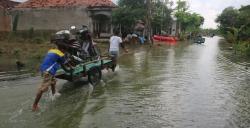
[112,6,146,32]
[31,37,45,44]
[112,0,146,32]
[113,0,203,37]
[224,27,239,43]
[175,12,204,32]
[179,32,186,41]
[6,30,53,43]
[176,0,189,12]
[237,6,250,40]
[28,27,34,38]
[118,0,145,8]
[216,7,239,28]
[233,41,250,56]
[216,5,250,41]
[151,1,172,34]
[201,28,219,35]
[216,5,250,56]
[174,0,204,34]
[112,0,173,34]
[13,48,21,58]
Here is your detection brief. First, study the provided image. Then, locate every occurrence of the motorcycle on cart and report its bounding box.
[51,26,115,86]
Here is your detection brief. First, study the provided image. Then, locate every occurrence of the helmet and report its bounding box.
[70,25,77,35]
[70,26,76,30]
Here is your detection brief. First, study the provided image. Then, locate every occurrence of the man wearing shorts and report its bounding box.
[32,46,66,111]
[109,30,128,71]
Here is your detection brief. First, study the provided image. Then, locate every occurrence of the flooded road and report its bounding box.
[1,37,250,128]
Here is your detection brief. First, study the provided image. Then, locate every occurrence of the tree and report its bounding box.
[112,0,173,37]
[176,0,189,12]
[151,0,173,34]
[112,0,146,34]
[216,7,239,27]
[216,5,250,56]
[237,5,250,40]
[174,0,204,37]
[215,7,239,36]
[216,6,250,42]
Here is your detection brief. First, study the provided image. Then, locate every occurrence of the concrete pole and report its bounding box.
[146,0,153,45]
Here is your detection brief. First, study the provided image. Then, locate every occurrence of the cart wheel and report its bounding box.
[61,64,73,73]
[88,67,102,86]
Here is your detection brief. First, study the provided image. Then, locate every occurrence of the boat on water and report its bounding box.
[153,35,177,42]
[194,36,205,44]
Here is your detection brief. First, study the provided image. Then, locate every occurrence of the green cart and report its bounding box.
[55,58,114,85]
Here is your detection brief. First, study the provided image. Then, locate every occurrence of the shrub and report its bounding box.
[234,41,250,56]
[179,32,186,41]
[31,37,45,44]
[13,48,21,58]
[28,27,34,39]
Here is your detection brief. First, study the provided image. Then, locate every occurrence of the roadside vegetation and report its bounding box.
[112,0,173,35]
[0,29,55,72]
[112,0,204,40]
[216,5,250,57]
[174,0,204,40]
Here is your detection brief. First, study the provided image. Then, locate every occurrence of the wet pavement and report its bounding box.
[0,36,250,128]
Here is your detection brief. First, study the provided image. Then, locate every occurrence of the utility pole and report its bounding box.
[146,0,153,45]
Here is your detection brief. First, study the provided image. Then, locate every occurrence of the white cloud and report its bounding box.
[181,0,250,28]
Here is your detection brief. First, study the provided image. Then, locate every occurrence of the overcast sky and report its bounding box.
[12,0,250,29]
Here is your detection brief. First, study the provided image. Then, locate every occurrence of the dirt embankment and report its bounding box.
[0,41,54,72]
[0,40,111,72]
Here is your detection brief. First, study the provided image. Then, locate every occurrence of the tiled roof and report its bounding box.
[16,0,116,8]
[0,0,19,9]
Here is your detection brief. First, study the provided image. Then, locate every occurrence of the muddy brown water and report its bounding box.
[0,36,250,128]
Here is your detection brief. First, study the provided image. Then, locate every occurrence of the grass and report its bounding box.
[0,30,56,72]
[0,40,54,72]
[233,41,250,56]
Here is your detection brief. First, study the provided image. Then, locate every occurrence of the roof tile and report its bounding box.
[16,0,116,8]
[0,0,19,8]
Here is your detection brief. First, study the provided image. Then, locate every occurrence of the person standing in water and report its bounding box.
[32,45,66,111]
[109,30,128,71]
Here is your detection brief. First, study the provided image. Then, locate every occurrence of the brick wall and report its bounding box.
[11,6,93,31]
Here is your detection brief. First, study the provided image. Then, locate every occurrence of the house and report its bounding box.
[0,0,19,32]
[12,0,116,37]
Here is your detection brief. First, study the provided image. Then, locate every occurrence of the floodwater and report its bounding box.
[0,37,250,128]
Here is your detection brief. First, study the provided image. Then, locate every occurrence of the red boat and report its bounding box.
[153,35,177,42]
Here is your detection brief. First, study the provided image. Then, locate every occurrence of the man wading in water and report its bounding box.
[32,45,66,111]
[109,30,128,71]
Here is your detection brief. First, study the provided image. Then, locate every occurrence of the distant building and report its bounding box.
[0,0,19,32]
[11,0,116,37]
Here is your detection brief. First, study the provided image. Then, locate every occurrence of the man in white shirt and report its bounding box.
[109,30,128,71]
